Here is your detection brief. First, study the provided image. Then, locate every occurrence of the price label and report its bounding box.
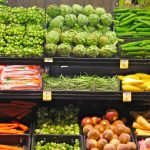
[120,59,129,69]
[123,92,132,102]
[44,57,53,63]
[43,91,52,101]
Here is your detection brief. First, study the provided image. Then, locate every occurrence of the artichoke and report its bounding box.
[45,43,57,56]
[105,31,118,44]
[57,43,71,57]
[50,15,64,29]
[74,32,87,45]
[95,7,106,17]
[89,14,100,27]
[65,14,77,27]
[86,32,99,46]
[46,30,60,44]
[99,44,117,57]
[61,31,75,44]
[78,14,89,26]
[72,45,86,57]
[86,45,99,58]
[101,13,113,26]
[60,4,72,16]
[47,5,59,17]
[99,36,109,47]
[83,5,94,16]
[72,4,83,15]
[87,26,96,32]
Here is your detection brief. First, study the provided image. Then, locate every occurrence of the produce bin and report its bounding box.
[32,135,85,150]
[0,134,30,150]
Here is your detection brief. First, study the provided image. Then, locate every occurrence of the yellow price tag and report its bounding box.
[43,91,52,101]
[123,92,132,102]
[44,57,53,63]
[120,59,129,69]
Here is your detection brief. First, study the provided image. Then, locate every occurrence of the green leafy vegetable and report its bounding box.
[83,4,94,16]
[46,30,60,44]
[72,45,86,57]
[57,43,71,57]
[86,45,99,58]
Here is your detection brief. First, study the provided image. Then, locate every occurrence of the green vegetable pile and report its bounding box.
[43,74,119,92]
[120,39,150,58]
[0,5,45,57]
[114,8,150,38]
[46,4,121,58]
[35,104,80,135]
[35,139,80,150]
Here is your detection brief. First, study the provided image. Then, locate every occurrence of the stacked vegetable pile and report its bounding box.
[131,110,150,136]
[0,65,42,90]
[45,4,121,58]
[82,109,137,150]
[35,139,80,150]
[43,74,119,91]
[118,73,150,91]
[35,104,80,135]
[0,5,45,57]
[114,8,150,38]
[120,40,150,58]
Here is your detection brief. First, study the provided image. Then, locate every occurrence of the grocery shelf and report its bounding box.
[45,57,150,67]
[1,90,150,101]
[0,57,44,65]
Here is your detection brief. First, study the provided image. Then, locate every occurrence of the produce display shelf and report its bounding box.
[1,91,150,101]
[0,57,44,65]
[1,57,150,66]
[46,57,150,66]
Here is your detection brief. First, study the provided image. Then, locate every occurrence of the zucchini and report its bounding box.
[136,28,150,32]
[120,41,142,48]
[114,8,130,13]
[121,14,137,23]
[120,18,136,26]
[129,23,143,31]
[117,12,131,21]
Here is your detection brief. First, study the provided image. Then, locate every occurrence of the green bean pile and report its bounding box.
[35,104,80,135]
[43,74,119,92]
[35,139,80,150]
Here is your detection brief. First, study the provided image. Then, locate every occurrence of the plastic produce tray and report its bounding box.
[0,134,30,150]
[32,135,85,150]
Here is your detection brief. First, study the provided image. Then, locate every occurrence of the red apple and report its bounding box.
[106,109,119,122]
[83,124,93,135]
[81,117,93,127]
[100,119,110,129]
[95,124,105,133]
[92,117,101,125]
[86,139,98,149]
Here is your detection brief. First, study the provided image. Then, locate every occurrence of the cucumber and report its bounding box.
[129,23,143,31]
[138,32,150,36]
[115,27,130,32]
[117,31,137,36]
[125,51,145,56]
[120,41,142,48]
[121,46,143,51]
[117,12,131,21]
[114,8,130,13]
[120,18,136,26]
[121,14,137,23]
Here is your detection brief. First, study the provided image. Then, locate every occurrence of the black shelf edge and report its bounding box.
[46,57,150,66]
[0,91,150,101]
[0,57,44,65]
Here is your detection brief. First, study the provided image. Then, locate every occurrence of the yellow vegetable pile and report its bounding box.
[118,73,150,92]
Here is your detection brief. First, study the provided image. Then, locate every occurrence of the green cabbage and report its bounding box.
[50,15,64,29]
[99,36,109,47]
[46,30,60,44]
[95,7,106,17]
[60,4,72,16]
[61,31,75,44]
[86,45,99,58]
[74,32,87,45]
[99,44,117,57]
[45,43,57,56]
[83,5,94,16]
[89,14,100,27]
[57,43,71,57]
[47,5,59,17]
[72,4,83,15]
[65,14,77,27]
[72,45,86,57]
[78,14,89,26]
[101,13,113,26]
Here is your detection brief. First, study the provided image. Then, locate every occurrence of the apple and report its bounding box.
[81,117,93,127]
[92,117,101,125]
[100,119,110,129]
[83,124,93,134]
[86,139,98,149]
[106,109,119,122]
